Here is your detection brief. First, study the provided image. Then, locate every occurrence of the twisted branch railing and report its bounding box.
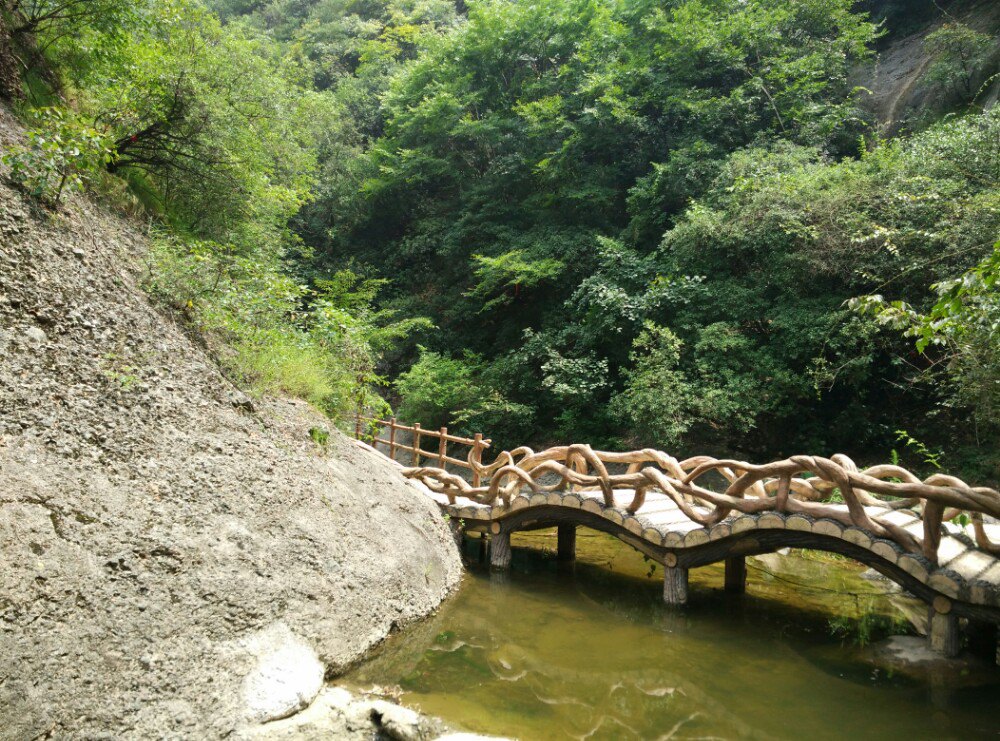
[401,444,1000,566]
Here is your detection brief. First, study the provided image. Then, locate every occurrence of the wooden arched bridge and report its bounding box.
[355,417,1000,658]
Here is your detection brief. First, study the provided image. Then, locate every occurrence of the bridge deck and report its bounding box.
[421,485,1000,612]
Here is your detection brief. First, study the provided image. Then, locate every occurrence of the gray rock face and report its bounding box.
[21,325,46,345]
[0,106,462,737]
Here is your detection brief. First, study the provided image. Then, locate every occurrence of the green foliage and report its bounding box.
[894,429,942,470]
[855,240,1000,435]
[394,348,481,430]
[612,323,694,449]
[4,0,425,425]
[393,346,533,443]
[3,0,140,38]
[101,352,141,390]
[1,0,154,106]
[2,107,113,204]
[468,251,564,313]
[923,22,994,104]
[145,234,423,421]
[347,0,876,275]
[13,0,1000,479]
[309,426,330,446]
[77,0,329,252]
[649,110,1000,457]
[294,0,883,454]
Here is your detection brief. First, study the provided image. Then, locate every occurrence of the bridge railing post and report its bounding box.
[388,418,397,462]
[572,453,586,492]
[472,433,483,487]
[439,427,448,470]
[412,423,421,466]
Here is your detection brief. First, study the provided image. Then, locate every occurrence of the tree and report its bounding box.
[611,323,695,449]
[854,242,1000,438]
[315,0,878,451]
[394,348,481,429]
[2,0,138,38]
[656,109,1000,456]
[77,0,332,252]
[924,22,994,105]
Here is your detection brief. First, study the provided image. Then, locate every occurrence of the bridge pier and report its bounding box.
[967,620,998,662]
[724,556,746,594]
[490,523,512,571]
[929,598,960,658]
[557,525,576,561]
[662,554,688,605]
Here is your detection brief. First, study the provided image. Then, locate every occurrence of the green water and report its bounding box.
[346,530,1000,739]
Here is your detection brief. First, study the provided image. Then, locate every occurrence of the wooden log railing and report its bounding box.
[356,416,492,487]
[390,436,1000,567]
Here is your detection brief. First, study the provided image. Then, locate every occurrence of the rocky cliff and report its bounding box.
[859,0,1000,130]
[0,107,463,738]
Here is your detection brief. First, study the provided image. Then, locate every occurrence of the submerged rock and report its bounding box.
[868,636,998,686]
[241,686,511,740]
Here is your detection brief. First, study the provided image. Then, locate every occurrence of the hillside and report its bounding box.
[0,106,462,737]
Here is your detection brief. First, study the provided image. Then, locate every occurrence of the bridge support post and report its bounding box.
[478,531,488,564]
[490,523,512,571]
[557,525,576,562]
[663,554,688,606]
[967,620,998,663]
[724,556,746,594]
[928,598,960,658]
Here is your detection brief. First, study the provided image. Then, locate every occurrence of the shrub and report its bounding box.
[923,23,994,104]
[145,235,419,424]
[395,348,481,429]
[2,107,113,205]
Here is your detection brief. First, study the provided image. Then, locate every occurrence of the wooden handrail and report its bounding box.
[396,437,1000,566]
[358,416,491,448]
[356,415,491,475]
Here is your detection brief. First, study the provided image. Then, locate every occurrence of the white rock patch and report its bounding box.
[240,623,325,724]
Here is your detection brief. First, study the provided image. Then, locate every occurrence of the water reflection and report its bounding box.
[345,529,1000,740]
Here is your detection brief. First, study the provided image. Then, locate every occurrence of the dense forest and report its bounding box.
[1,0,999,478]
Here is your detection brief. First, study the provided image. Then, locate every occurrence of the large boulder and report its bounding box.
[0,107,462,737]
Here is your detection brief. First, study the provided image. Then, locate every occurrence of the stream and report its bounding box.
[344,530,1000,739]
